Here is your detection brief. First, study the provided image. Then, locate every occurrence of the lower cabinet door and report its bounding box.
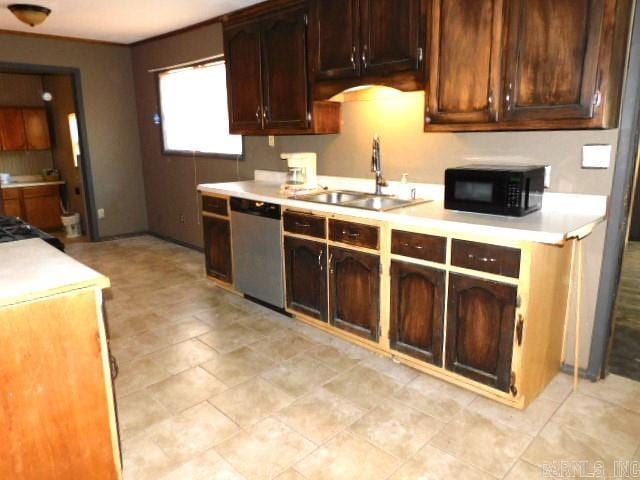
[445,273,517,392]
[284,236,328,321]
[389,261,445,365]
[329,246,380,340]
[203,216,233,284]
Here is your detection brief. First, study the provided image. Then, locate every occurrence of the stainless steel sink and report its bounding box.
[300,191,367,204]
[297,190,431,212]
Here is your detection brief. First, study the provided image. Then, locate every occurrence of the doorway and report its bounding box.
[0,63,97,241]
[608,149,640,380]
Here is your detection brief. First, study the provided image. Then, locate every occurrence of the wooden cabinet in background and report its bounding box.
[22,108,52,150]
[0,107,50,151]
[0,108,27,151]
[425,0,504,126]
[203,215,233,284]
[329,246,380,340]
[284,236,328,320]
[311,0,426,99]
[1,187,22,218]
[224,5,340,135]
[390,261,445,365]
[445,273,518,393]
[22,185,62,230]
[1,185,62,230]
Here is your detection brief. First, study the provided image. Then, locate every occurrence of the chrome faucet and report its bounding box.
[371,135,387,195]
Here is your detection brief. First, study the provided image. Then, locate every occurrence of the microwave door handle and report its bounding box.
[524,178,530,210]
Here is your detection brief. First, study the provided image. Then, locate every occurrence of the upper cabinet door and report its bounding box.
[261,10,310,130]
[0,108,27,151]
[503,0,605,122]
[426,0,504,126]
[311,0,360,81]
[22,108,51,151]
[224,22,264,132]
[360,0,424,77]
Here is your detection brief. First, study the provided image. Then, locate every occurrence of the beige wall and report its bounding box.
[0,33,147,237]
[132,22,621,369]
[0,72,54,175]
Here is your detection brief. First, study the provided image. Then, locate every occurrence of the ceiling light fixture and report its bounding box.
[8,4,51,27]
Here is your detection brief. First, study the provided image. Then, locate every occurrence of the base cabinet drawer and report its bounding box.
[284,236,328,321]
[445,273,517,393]
[451,239,521,278]
[203,216,232,283]
[329,219,379,249]
[390,261,445,365]
[283,211,326,238]
[391,230,446,263]
[202,195,229,217]
[329,246,380,340]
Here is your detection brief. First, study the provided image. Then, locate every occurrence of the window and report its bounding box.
[158,61,242,156]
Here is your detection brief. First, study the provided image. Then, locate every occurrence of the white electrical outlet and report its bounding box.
[544,166,552,188]
[268,136,275,147]
[97,208,105,219]
[582,144,612,169]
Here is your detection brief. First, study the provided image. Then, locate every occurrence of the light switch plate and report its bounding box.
[544,165,551,188]
[268,136,275,147]
[582,144,612,169]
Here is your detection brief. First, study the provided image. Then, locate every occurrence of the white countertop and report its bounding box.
[1,180,65,189]
[0,238,109,308]
[198,173,607,245]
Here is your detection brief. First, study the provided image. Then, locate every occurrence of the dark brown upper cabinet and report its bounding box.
[329,246,380,341]
[390,261,445,365]
[284,236,328,321]
[22,108,52,151]
[425,0,505,126]
[225,22,264,133]
[203,216,233,284]
[445,273,517,393]
[503,0,603,123]
[425,0,632,131]
[223,5,340,135]
[312,0,361,81]
[0,107,51,151]
[311,0,426,99]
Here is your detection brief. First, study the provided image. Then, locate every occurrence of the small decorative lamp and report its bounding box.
[8,4,51,27]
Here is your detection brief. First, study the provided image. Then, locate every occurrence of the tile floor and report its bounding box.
[67,235,640,480]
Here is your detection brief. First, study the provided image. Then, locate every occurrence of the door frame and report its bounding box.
[588,0,640,379]
[0,62,98,241]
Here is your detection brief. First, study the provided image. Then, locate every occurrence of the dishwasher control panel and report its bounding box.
[230,197,281,220]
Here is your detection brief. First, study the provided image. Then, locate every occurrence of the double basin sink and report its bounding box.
[296,190,430,212]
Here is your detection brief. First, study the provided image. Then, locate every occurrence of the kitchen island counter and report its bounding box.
[0,238,109,308]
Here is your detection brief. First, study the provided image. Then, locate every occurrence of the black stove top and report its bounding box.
[0,216,65,251]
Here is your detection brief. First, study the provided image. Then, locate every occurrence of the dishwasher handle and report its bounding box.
[230,197,281,220]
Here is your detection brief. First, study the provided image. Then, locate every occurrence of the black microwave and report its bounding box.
[444,164,545,216]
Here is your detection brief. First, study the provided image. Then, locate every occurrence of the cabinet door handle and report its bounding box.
[109,353,119,380]
[361,44,368,69]
[350,45,357,70]
[516,314,524,346]
[255,106,261,120]
[342,229,360,238]
[295,221,311,228]
[467,253,496,263]
[401,242,423,250]
[262,106,268,119]
[318,249,323,271]
[328,252,334,274]
[505,83,513,112]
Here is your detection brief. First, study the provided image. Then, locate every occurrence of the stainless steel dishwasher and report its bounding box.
[230,197,285,309]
